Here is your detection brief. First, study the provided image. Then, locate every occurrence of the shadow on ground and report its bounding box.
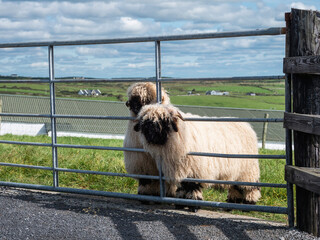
[0,187,313,240]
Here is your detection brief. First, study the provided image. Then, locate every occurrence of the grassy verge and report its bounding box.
[0,134,288,223]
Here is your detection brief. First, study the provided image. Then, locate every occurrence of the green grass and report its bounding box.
[170,95,285,110]
[0,134,288,223]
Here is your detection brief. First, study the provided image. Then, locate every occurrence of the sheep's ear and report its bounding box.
[171,121,179,132]
[134,122,141,132]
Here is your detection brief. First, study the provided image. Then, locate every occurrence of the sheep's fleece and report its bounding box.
[134,104,261,204]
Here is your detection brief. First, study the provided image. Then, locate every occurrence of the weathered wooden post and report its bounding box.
[283,8,320,237]
[262,113,269,149]
[0,99,2,133]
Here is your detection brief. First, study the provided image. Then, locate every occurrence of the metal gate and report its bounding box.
[0,27,294,227]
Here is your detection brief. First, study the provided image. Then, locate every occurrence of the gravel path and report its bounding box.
[0,187,318,240]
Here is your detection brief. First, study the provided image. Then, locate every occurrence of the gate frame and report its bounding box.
[0,26,294,224]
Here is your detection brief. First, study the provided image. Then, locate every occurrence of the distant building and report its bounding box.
[78,90,85,95]
[11,74,18,77]
[206,90,229,96]
[91,90,99,96]
[78,89,102,96]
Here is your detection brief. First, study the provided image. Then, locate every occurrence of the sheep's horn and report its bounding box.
[177,111,185,121]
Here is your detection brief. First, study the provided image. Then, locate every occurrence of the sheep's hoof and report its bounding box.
[188,206,200,213]
[175,204,185,210]
[243,200,257,205]
[226,198,243,204]
[175,205,200,213]
[222,208,232,212]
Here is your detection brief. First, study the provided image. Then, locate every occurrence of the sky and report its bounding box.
[0,0,319,79]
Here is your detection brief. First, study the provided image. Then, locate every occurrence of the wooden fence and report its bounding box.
[283,8,320,237]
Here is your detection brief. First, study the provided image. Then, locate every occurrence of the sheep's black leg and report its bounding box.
[226,185,258,212]
[175,182,203,212]
[138,179,160,205]
[226,185,244,204]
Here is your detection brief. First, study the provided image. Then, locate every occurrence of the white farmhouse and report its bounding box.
[206,90,229,96]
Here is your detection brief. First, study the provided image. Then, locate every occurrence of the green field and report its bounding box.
[0,134,288,223]
[170,95,284,110]
[0,78,285,110]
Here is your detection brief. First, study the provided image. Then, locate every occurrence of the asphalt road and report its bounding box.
[0,187,318,240]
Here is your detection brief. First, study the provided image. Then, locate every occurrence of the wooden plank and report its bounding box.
[283,55,320,74]
[284,112,320,135]
[285,165,320,195]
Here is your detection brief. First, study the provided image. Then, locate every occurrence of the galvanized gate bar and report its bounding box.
[55,142,284,159]
[0,112,283,122]
[54,114,282,122]
[0,181,288,214]
[0,113,51,118]
[0,162,53,170]
[0,160,286,189]
[56,166,287,188]
[0,140,51,147]
[188,151,285,159]
[0,75,284,84]
[49,75,285,83]
[155,41,162,103]
[48,45,59,188]
[53,114,135,120]
[0,27,285,48]
[183,117,283,122]
[159,75,285,82]
[0,79,50,83]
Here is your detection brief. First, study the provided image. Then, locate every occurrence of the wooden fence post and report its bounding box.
[262,113,269,149]
[285,8,320,237]
[0,99,2,133]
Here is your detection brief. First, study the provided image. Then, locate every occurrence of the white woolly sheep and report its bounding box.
[133,103,261,206]
[123,82,171,196]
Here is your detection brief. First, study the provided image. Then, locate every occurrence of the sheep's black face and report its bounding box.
[139,119,171,145]
[126,96,143,115]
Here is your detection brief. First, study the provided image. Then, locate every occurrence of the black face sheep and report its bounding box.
[123,82,171,197]
[134,104,261,205]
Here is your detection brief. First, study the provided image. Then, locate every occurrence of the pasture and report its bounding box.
[0,78,285,110]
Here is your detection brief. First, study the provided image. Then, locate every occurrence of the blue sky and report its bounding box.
[0,0,319,78]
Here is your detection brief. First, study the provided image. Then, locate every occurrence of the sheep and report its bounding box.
[133,103,261,206]
[123,82,171,197]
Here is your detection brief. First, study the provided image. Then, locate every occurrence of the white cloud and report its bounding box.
[290,2,316,10]
[183,62,199,67]
[127,62,153,68]
[30,62,48,68]
[120,17,144,32]
[76,46,119,57]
